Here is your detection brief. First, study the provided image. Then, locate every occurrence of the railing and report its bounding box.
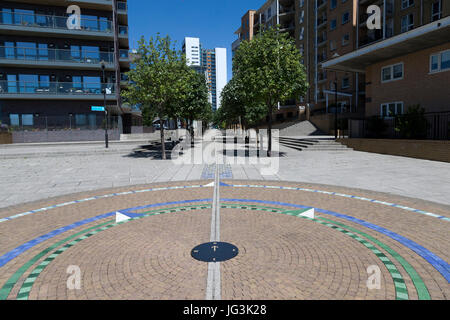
[117,1,128,11]
[0,81,116,96]
[349,112,450,140]
[317,0,327,9]
[0,11,113,32]
[119,25,128,36]
[2,115,119,132]
[119,49,129,59]
[317,17,327,26]
[0,46,114,64]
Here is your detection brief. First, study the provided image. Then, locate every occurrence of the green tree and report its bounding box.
[122,34,189,159]
[178,69,211,141]
[218,76,265,130]
[233,26,308,156]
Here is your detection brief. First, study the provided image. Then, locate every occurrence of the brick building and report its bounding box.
[233,0,449,127]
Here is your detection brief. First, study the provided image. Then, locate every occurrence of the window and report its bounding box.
[381,102,403,117]
[7,74,17,93]
[381,63,403,82]
[2,9,12,24]
[37,44,48,61]
[330,0,337,10]
[430,50,450,73]
[432,0,442,21]
[9,114,19,126]
[401,0,414,9]
[342,12,350,24]
[16,42,36,60]
[19,74,38,93]
[342,77,349,89]
[14,9,34,25]
[342,33,350,46]
[75,114,87,126]
[4,41,14,59]
[299,10,304,24]
[401,14,414,32]
[21,114,33,126]
[330,19,337,30]
[330,40,336,51]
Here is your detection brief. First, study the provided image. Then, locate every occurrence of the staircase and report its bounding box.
[276,137,352,152]
[263,120,326,136]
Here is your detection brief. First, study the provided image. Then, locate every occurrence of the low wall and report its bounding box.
[309,114,333,135]
[338,138,450,163]
[12,129,120,144]
[0,132,12,144]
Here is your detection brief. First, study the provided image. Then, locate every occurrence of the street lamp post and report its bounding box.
[335,71,338,140]
[331,53,340,140]
[101,61,108,149]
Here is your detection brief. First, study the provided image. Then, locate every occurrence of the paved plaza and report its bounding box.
[0,138,449,300]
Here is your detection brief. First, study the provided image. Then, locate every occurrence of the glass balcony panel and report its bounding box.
[0,81,115,95]
[0,46,114,64]
[0,11,112,33]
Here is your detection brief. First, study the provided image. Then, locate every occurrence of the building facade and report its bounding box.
[0,0,130,140]
[234,0,449,126]
[183,37,227,111]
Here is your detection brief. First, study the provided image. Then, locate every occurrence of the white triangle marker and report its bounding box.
[299,208,315,219]
[116,211,131,223]
[204,182,215,187]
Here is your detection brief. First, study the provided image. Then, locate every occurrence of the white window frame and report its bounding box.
[401,14,414,33]
[432,0,442,21]
[401,0,414,10]
[429,49,450,74]
[381,62,404,83]
[380,102,404,118]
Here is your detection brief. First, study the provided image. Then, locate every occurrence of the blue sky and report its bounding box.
[128,0,264,81]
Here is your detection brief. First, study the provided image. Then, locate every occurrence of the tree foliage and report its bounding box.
[229,26,308,156]
[122,34,210,158]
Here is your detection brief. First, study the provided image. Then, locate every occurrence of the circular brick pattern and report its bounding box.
[0,180,448,300]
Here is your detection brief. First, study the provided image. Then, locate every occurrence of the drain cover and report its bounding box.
[191,242,239,263]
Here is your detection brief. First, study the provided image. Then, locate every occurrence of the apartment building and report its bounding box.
[233,0,300,122]
[0,0,130,141]
[323,0,449,119]
[234,0,449,127]
[183,37,227,111]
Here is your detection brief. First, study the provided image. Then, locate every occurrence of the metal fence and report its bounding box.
[348,111,450,140]
[1,115,119,132]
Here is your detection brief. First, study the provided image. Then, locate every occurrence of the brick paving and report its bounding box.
[0,180,448,300]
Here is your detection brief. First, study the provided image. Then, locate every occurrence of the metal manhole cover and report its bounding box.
[191,242,239,263]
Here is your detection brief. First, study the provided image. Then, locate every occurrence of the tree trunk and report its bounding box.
[256,128,260,158]
[267,103,273,157]
[160,118,166,160]
[190,118,195,145]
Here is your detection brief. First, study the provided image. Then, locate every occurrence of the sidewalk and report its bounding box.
[0,139,159,159]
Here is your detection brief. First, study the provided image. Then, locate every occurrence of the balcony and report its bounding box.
[117,1,128,13]
[317,16,327,29]
[317,53,328,63]
[0,11,114,40]
[0,46,115,70]
[317,0,327,10]
[0,81,117,100]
